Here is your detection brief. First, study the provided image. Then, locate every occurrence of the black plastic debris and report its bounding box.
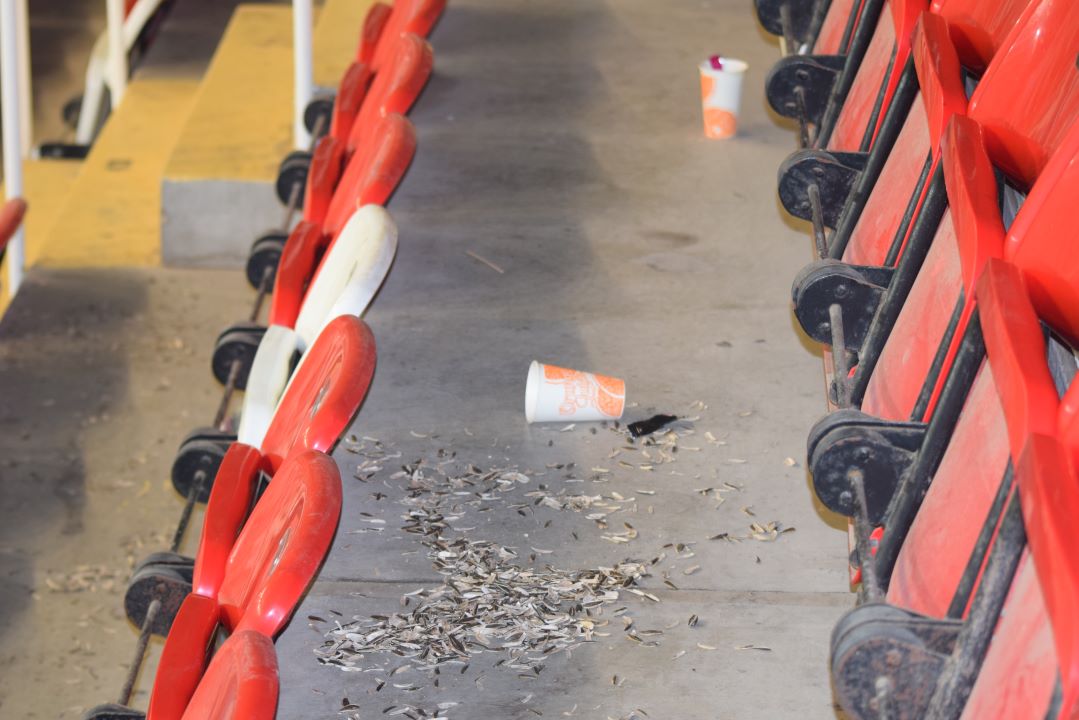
[627,414,678,438]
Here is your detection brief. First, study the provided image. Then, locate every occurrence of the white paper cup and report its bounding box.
[699,58,748,139]
[525,361,626,423]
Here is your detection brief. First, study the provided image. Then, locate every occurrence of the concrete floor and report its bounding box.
[0,268,251,718]
[0,0,852,718]
[274,1,851,718]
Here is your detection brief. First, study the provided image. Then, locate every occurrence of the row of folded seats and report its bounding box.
[82,2,445,718]
[757,0,1079,717]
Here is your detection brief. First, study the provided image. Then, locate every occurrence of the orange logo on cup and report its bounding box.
[703,108,737,139]
[541,365,625,418]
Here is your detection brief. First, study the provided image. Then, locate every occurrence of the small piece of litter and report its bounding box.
[627,414,678,438]
[465,250,505,274]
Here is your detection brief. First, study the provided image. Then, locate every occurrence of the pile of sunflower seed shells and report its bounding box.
[317,458,651,675]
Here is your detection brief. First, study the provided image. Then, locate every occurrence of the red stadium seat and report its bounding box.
[830,259,1074,718]
[146,594,219,720]
[190,443,263,600]
[269,220,327,330]
[838,0,1079,266]
[274,115,414,331]
[302,39,426,222]
[325,113,417,235]
[217,450,342,636]
[824,0,926,151]
[357,3,393,66]
[886,259,1058,616]
[959,553,1058,719]
[817,0,863,55]
[302,136,347,227]
[258,315,376,474]
[148,451,339,717]
[366,0,445,72]
[328,62,374,142]
[180,630,278,720]
[346,33,433,156]
[0,197,26,254]
[809,115,1079,598]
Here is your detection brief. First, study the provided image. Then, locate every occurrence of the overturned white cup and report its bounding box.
[525,361,626,423]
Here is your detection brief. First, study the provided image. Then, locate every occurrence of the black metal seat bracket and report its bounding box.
[831,602,962,720]
[792,259,894,348]
[779,149,869,227]
[766,53,847,123]
[754,0,828,50]
[807,409,927,521]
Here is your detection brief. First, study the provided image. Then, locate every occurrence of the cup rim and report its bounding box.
[699,57,748,74]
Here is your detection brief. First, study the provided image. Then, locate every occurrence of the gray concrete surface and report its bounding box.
[162,178,287,267]
[0,0,853,718]
[0,268,251,718]
[273,1,851,718]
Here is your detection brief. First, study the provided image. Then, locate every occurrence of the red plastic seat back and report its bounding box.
[815,0,861,54]
[839,12,966,267]
[967,0,1079,188]
[346,32,432,154]
[147,593,219,720]
[935,0,1032,72]
[1016,433,1079,715]
[302,136,346,226]
[979,262,1079,713]
[180,630,279,720]
[329,62,374,143]
[217,450,341,636]
[269,220,328,330]
[0,198,26,254]
[883,260,1051,615]
[885,363,1008,616]
[829,0,927,151]
[978,260,1058,459]
[324,113,417,239]
[945,117,1008,295]
[191,443,263,599]
[259,315,376,473]
[912,12,968,151]
[959,554,1058,719]
[1004,119,1079,346]
[370,0,445,72]
[860,116,1001,421]
[1061,381,1079,472]
[357,3,393,65]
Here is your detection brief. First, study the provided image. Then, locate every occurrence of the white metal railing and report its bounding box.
[75,0,166,144]
[0,0,27,294]
[105,0,128,106]
[292,0,314,150]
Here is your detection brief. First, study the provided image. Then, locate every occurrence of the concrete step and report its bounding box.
[37,77,201,268]
[162,0,376,268]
